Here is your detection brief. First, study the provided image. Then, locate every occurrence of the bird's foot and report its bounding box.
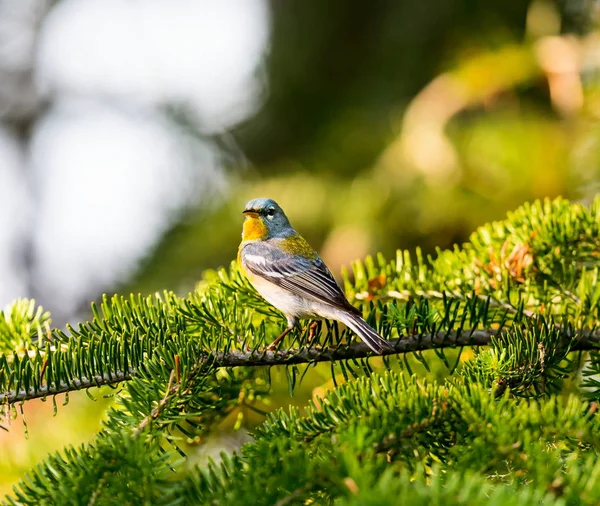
[307,321,320,342]
[267,326,293,351]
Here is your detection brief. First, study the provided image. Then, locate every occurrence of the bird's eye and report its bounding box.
[266,207,275,219]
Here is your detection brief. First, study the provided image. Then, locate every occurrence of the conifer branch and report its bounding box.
[2,197,600,505]
[0,368,134,404]
[2,327,598,405]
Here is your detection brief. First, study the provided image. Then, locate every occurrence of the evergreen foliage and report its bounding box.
[0,196,599,504]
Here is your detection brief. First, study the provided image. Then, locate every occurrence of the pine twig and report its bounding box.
[133,369,177,437]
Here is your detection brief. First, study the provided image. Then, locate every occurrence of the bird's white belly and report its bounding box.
[249,274,322,319]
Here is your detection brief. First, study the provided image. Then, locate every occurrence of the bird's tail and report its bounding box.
[339,312,394,355]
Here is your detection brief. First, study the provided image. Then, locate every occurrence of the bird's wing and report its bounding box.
[241,240,359,314]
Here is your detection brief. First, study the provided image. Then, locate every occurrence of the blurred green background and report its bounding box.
[2,0,600,495]
[128,0,600,295]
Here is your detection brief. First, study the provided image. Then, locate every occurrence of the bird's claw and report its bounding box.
[267,326,293,351]
[307,321,319,341]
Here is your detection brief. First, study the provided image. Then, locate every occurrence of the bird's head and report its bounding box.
[241,198,292,241]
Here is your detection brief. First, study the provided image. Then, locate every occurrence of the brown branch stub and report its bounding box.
[39,358,48,384]
[175,355,181,383]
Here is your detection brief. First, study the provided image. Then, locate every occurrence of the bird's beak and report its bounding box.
[242,210,259,218]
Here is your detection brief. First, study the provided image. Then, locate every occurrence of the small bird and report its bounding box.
[238,198,393,354]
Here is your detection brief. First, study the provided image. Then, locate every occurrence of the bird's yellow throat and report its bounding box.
[242,215,268,241]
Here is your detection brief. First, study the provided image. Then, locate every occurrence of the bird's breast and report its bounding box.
[242,216,268,241]
[247,274,316,318]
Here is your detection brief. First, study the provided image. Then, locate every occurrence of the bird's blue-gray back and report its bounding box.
[241,240,359,314]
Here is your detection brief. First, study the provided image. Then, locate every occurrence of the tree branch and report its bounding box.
[2,328,599,405]
[0,369,134,405]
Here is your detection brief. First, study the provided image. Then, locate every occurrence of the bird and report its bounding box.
[237,197,394,354]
